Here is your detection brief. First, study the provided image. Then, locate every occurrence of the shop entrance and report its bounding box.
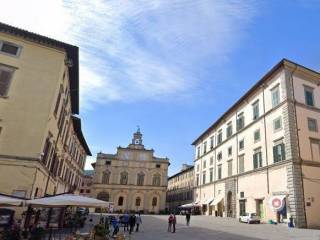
[256,199,264,219]
[227,191,233,217]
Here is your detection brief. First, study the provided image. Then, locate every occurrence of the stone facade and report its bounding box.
[91,129,169,214]
[192,59,320,228]
[0,22,91,200]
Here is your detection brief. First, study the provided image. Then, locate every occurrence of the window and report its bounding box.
[152,197,158,207]
[310,139,320,162]
[273,142,285,163]
[217,165,222,180]
[226,123,233,138]
[228,146,232,156]
[203,141,207,154]
[228,160,233,177]
[217,130,222,144]
[254,129,261,142]
[53,85,63,116]
[237,113,245,131]
[203,160,206,169]
[239,155,244,173]
[86,189,90,193]
[308,118,318,132]
[156,164,161,168]
[0,65,14,97]
[152,174,161,186]
[135,197,141,206]
[202,171,206,184]
[252,101,259,120]
[80,189,84,193]
[102,171,110,184]
[118,196,124,206]
[210,156,213,165]
[271,86,280,107]
[239,200,246,216]
[273,117,282,131]
[196,174,199,186]
[120,172,128,185]
[0,41,21,56]
[239,139,244,150]
[196,164,199,172]
[209,168,213,182]
[197,146,200,158]
[217,152,222,161]
[137,172,145,186]
[253,149,262,169]
[304,86,314,107]
[210,136,214,149]
[105,161,111,165]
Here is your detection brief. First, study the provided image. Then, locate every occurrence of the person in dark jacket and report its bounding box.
[186,211,191,226]
[172,214,177,233]
[129,214,136,234]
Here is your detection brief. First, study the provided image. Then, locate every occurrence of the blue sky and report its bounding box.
[2,0,320,175]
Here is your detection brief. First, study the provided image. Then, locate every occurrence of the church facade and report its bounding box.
[91,129,169,213]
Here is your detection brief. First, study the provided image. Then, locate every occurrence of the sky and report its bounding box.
[1,0,320,175]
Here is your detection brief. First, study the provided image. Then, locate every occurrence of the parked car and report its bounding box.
[239,213,260,224]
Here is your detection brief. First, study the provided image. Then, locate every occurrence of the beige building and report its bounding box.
[193,59,320,228]
[0,22,91,199]
[91,129,169,213]
[80,171,93,197]
[166,164,194,213]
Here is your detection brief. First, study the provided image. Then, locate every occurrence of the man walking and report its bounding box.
[186,211,191,226]
[172,214,177,233]
[123,212,129,232]
[129,213,136,234]
[135,213,142,232]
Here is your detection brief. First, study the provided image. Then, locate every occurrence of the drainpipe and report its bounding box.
[262,84,270,194]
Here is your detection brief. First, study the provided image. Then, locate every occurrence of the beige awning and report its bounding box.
[204,197,215,205]
[27,194,111,208]
[210,194,224,206]
[0,195,24,206]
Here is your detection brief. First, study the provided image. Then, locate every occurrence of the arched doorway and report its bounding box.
[227,191,233,217]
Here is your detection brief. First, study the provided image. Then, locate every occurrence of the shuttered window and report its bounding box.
[0,66,14,97]
[273,143,285,163]
[253,150,262,169]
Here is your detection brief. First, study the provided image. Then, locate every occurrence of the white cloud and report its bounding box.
[0,0,257,109]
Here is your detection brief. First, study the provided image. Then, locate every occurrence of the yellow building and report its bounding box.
[0,22,91,199]
[91,129,169,214]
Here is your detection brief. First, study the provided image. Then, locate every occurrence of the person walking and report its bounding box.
[172,214,177,233]
[111,215,120,237]
[123,212,129,232]
[186,211,191,226]
[167,214,173,232]
[129,213,136,234]
[135,213,142,232]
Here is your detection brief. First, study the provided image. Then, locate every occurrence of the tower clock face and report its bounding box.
[135,139,141,144]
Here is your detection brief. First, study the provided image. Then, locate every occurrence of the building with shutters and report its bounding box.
[91,128,169,214]
[192,59,320,228]
[0,22,91,200]
[166,164,194,213]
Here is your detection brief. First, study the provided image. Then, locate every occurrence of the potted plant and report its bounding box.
[94,224,109,240]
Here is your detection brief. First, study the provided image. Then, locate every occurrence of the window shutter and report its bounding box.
[273,146,278,163]
[0,70,12,96]
[253,154,257,169]
[281,143,286,161]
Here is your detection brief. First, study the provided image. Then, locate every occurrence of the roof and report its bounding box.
[0,22,80,114]
[192,58,320,145]
[168,165,194,180]
[72,116,92,156]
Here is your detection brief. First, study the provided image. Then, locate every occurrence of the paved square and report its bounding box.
[87,214,320,240]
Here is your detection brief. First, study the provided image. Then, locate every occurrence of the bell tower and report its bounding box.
[129,126,144,149]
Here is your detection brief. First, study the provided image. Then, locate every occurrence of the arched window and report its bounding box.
[118,196,124,206]
[102,171,110,184]
[152,173,161,186]
[97,192,110,202]
[120,172,128,185]
[135,197,141,206]
[152,197,157,207]
[137,172,145,186]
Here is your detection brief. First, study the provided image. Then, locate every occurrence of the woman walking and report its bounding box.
[167,214,173,232]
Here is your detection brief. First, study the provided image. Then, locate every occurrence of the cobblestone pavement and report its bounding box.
[87,214,320,240]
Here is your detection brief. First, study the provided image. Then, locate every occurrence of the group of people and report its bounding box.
[167,210,191,234]
[111,212,142,237]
